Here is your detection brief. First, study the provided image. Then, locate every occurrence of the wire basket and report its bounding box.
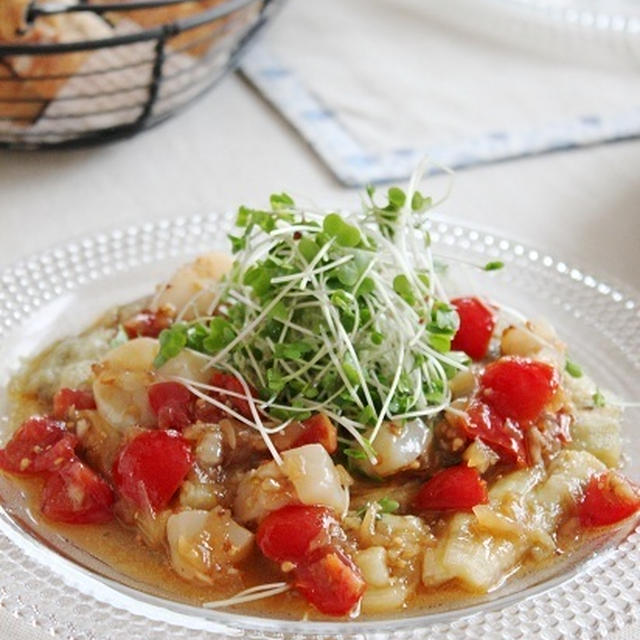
[0,0,282,149]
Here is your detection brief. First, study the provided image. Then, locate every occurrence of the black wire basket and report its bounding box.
[0,0,281,149]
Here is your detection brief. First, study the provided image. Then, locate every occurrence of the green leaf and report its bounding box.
[371,331,384,345]
[358,405,376,425]
[378,497,400,513]
[270,192,295,210]
[243,265,273,297]
[484,261,505,272]
[393,274,415,305]
[428,333,451,353]
[356,276,375,297]
[202,317,236,353]
[387,187,406,210]
[343,361,360,385]
[298,237,319,263]
[323,213,344,236]
[153,325,187,368]
[228,234,246,254]
[274,341,313,359]
[236,206,251,227]
[593,389,606,407]
[266,368,286,393]
[565,359,583,378]
[185,323,208,351]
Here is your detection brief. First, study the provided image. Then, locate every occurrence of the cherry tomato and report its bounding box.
[460,401,528,467]
[53,388,96,419]
[480,356,558,423]
[41,460,114,524]
[294,550,365,616]
[451,297,496,361]
[257,505,336,564]
[414,464,488,511]
[148,382,193,430]
[0,416,77,475]
[123,309,173,339]
[112,430,193,511]
[209,371,256,419]
[578,472,640,527]
[292,414,338,454]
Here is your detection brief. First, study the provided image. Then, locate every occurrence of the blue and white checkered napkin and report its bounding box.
[240,0,640,187]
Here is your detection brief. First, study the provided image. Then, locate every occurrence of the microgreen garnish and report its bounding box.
[484,261,504,272]
[565,359,583,379]
[155,165,476,460]
[593,389,606,407]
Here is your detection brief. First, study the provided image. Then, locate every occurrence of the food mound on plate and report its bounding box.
[1,181,637,619]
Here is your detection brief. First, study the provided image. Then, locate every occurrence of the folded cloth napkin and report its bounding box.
[241,0,640,185]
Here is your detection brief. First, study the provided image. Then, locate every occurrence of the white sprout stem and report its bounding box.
[369,343,406,444]
[202,583,290,609]
[224,364,283,466]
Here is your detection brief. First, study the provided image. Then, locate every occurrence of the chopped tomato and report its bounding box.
[0,416,77,475]
[460,401,528,467]
[53,388,96,419]
[209,371,256,419]
[148,382,193,430]
[257,505,336,564]
[451,297,496,361]
[294,550,365,616]
[414,464,488,511]
[479,356,558,423]
[257,505,364,616]
[112,430,193,511]
[292,414,338,453]
[123,308,173,339]
[41,460,114,524]
[578,472,640,527]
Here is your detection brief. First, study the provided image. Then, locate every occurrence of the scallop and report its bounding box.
[151,252,233,320]
[359,420,431,477]
[92,337,159,431]
[166,507,254,584]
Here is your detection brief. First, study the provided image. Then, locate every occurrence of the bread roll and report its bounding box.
[0,0,113,125]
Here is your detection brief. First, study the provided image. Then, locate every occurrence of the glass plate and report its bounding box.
[0,212,638,640]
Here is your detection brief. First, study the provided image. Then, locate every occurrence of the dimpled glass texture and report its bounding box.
[0,212,638,640]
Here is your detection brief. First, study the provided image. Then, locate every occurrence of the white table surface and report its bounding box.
[1,8,640,640]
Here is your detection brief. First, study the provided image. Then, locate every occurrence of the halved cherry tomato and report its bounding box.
[257,505,336,564]
[0,416,77,475]
[123,308,173,339]
[41,460,114,524]
[578,472,640,527]
[414,464,488,511]
[53,388,96,419]
[480,356,558,423]
[451,297,496,361]
[148,382,193,430]
[292,414,338,454]
[112,430,193,511]
[209,371,256,419]
[460,401,528,467]
[294,550,365,616]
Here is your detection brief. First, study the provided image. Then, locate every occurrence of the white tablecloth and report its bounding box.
[0,1,639,638]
